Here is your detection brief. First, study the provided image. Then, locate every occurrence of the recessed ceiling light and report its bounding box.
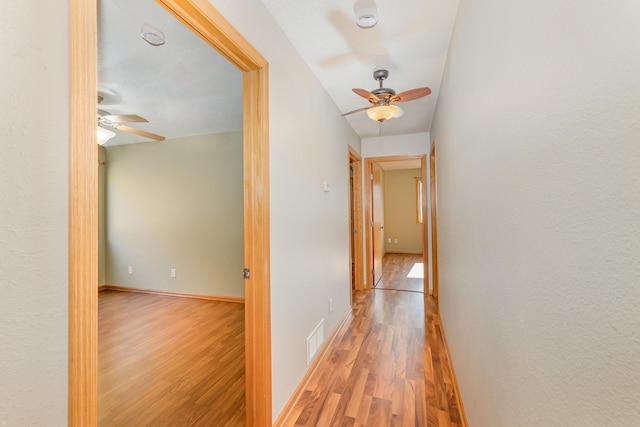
[141,23,165,46]
[354,0,379,29]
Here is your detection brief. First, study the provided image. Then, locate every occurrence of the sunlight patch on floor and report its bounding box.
[407,262,424,279]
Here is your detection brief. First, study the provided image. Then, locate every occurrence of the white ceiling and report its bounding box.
[98,0,458,146]
[260,0,460,139]
[98,0,242,146]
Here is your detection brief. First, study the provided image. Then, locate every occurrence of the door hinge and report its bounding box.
[243,268,250,279]
[370,173,374,180]
[370,221,374,228]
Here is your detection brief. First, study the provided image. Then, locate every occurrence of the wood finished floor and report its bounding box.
[282,260,462,426]
[375,253,425,293]
[98,290,245,426]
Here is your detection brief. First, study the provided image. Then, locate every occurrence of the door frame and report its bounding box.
[364,154,428,291]
[430,140,439,308]
[69,1,271,425]
[348,146,364,292]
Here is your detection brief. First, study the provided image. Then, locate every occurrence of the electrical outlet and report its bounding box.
[394,239,398,244]
[170,268,176,278]
[329,298,333,313]
[388,238,391,243]
[128,266,133,275]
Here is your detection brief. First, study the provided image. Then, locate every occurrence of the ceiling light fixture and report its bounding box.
[97,126,116,145]
[141,23,165,46]
[367,104,403,122]
[354,0,379,29]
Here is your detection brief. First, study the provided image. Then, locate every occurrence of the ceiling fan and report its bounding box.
[342,69,431,122]
[97,95,165,145]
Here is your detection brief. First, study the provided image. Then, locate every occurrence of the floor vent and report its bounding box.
[307,319,325,365]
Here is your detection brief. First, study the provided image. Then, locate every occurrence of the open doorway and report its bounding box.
[364,155,428,294]
[69,0,271,424]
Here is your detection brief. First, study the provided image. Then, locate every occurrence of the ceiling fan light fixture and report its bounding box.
[97,126,116,145]
[141,23,165,46]
[354,0,379,29]
[367,104,399,122]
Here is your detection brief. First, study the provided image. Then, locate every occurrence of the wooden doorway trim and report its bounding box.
[421,154,429,293]
[348,146,364,291]
[363,155,428,291]
[430,141,439,309]
[69,1,271,425]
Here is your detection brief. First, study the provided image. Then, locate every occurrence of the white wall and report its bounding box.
[431,0,640,425]
[105,132,244,298]
[210,0,361,419]
[0,1,69,425]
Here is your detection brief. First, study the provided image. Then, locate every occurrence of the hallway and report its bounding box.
[281,257,463,426]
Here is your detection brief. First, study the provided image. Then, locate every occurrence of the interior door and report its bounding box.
[372,163,383,286]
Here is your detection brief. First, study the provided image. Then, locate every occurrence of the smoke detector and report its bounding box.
[354,0,379,29]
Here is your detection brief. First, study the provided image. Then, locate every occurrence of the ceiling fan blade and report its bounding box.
[342,106,373,117]
[391,87,432,103]
[113,124,166,141]
[352,88,379,103]
[102,114,148,123]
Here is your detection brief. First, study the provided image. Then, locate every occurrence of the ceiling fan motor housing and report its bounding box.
[371,69,395,102]
[372,87,396,99]
[372,68,389,81]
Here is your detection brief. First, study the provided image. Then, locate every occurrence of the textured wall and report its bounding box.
[0,1,69,425]
[431,0,640,425]
[105,132,244,297]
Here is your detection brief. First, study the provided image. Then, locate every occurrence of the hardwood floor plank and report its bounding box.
[316,392,343,427]
[390,378,405,415]
[345,368,370,418]
[355,394,373,425]
[401,380,416,427]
